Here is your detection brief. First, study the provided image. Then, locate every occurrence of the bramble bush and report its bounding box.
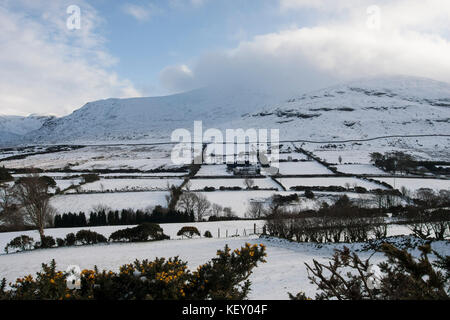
[0,243,266,300]
[109,223,169,243]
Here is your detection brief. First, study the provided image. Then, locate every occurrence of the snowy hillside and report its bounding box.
[25,86,281,144]
[20,75,450,145]
[0,114,54,146]
[233,75,450,141]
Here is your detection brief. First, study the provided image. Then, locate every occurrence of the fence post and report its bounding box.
[254,223,256,235]
[218,228,220,238]
[226,230,228,238]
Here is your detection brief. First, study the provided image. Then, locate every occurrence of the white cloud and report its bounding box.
[122,3,163,22]
[0,1,141,116]
[159,65,197,93]
[159,0,450,95]
[123,4,151,21]
[169,0,209,9]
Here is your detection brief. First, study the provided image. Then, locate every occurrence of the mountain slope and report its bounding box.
[23,75,450,144]
[26,86,281,144]
[0,114,54,146]
[231,75,450,141]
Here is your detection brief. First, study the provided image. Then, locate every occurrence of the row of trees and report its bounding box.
[370,151,416,174]
[54,207,195,228]
[176,184,236,221]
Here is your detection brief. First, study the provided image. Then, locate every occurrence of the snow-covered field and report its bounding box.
[0,220,266,250]
[279,153,308,161]
[187,178,280,191]
[1,145,178,171]
[335,164,388,175]
[72,178,184,193]
[50,191,169,213]
[195,164,232,176]
[373,177,450,192]
[278,161,333,175]
[193,190,290,215]
[0,231,446,299]
[278,177,386,190]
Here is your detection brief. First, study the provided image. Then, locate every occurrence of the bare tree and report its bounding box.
[244,177,255,189]
[0,184,23,228]
[245,201,265,219]
[194,193,211,221]
[13,174,55,242]
[223,207,235,218]
[177,192,198,214]
[211,203,223,217]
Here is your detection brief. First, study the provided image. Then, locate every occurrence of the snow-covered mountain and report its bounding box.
[0,114,54,146]
[18,75,450,145]
[233,75,450,141]
[25,86,281,144]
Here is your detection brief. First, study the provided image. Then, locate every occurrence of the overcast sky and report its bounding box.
[1,0,450,116]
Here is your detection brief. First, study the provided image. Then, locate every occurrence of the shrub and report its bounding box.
[0,166,13,182]
[39,236,56,249]
[75,230,107,245]
[65,233,76,246]
[109,223,169,243]
[4,235,34,254]
[0,244,267,300]
[304,190,315,199]
[39,176,57,188]
[81,174,100,184]
[177,226,201,238]
[204,230,213,238]
[56,238,65,247]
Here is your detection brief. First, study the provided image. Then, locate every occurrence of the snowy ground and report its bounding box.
[1,145,179,171]
[278,177,386,190]
[195,164,232,176]
[335,164,388,175]
[373,177,450,192]
[278,161,333,175]
[71,178,184,193]
[0,233,447,299]
[187,178,280,191]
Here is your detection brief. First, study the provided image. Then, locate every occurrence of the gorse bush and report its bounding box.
[204,230,213,238]
[177,226,201,238]
[109,223,169,243]
[39,236,56,248]
[4,235,34,253]
[0,243,266,300]
[75,230,108,245]
[64,233,76,246]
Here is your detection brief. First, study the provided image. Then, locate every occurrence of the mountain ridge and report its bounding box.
[3,75,449,146]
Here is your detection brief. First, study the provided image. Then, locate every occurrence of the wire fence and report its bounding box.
[214,224,266,238]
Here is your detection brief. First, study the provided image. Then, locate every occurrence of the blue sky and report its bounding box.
[0,0,449,116]
[93,0,315,95]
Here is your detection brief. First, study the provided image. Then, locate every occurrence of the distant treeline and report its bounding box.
[54,206,195,228]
